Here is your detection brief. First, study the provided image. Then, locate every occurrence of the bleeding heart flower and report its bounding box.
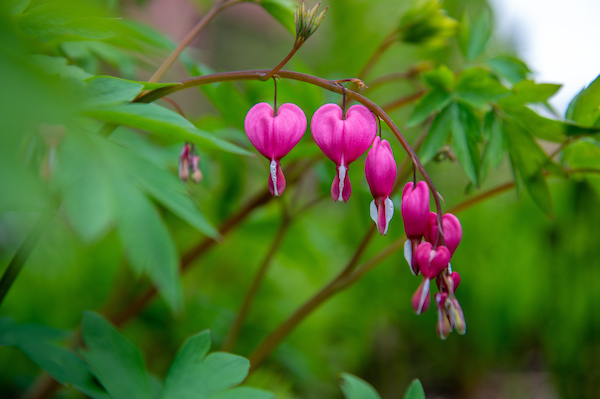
[425,212,462,255]
[244,102,307,196]
[401,181,430,275]
[415,241,451,279]
[365,136,397,235]
[311,103,377,202]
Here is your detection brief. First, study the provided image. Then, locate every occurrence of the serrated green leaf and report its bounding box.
[455,67,509,108]
[451,102,481,186]
[81,312,151,399]
[499,80,561,107]
[403,379,425,399]
[339,373,382,399]
[487,56,531,84]
[84,103,253,156]
[566,75,600,126]
[162,331,251,399]
[407,89,452,126]
[114,178,182,311]
[420,104,453,163]
[422,65,455,91]
[257,0,296,35]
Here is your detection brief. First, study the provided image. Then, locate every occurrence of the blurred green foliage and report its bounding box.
[1,0,600,398]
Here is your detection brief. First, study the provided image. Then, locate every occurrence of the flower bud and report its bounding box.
[365,137,397,235]
[244,102,307,196]
[191,155,203,184]
[401,181,430,239]
[435,292,452,340]
[448,298,466,335]
[311,103,377,202]
[178,143,191,182]
[425,212,462,255]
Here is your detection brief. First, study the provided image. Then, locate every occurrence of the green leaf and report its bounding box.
[339,373,382,399]
[0,320,109,399]
[566,75,600,126]
[10,0,30,15]
[459,10,492,61]
[257,0,296,35]
[451,102,481,186]
[487,56,531,84]
[81,312,151,399]
[481,111,505,181]
[503,117,554,217]
[407,89,452,126]
[503,105,600,143]
[455,67,509,108]
[83,76,144,108]
[563,139,600,169]
[419,104,453,164]
[403,379,426,399]
[162,331,252,399]
[84,103,253,156]
[210,387,275,399]
[114,179,182,311]
[422,65,455,92]
[499,80,561,107]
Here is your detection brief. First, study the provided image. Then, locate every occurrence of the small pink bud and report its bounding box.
[191,155,203,183]
[244,102,307,196]
[450,271,461,292]
[411,278,431,315]
[435,293,452,340]
[401,181,430,239]
[311,103,377,202]
[365,137,397,235]
[425,212,462,255]
[179,143,191,182]
[415,242,451,279]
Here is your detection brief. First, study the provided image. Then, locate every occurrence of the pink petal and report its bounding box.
[365,137,397,199]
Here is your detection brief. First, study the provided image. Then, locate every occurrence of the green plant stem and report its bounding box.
[0,196,58,308]
[147,0,242,84]
[136,68,446,239]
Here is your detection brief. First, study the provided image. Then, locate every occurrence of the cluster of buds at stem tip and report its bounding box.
[179,142,202,184]
[295,1,328,45]
[400,180,466,339]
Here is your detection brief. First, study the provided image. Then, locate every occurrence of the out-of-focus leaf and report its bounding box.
[407,89,451,126]
[339,372,382,399]
[256,0,296,35]
[451,102,481,186]
[10,0,30,15]
[458,10,492,61]
[114,178,182,311]
[30,55,92,83]
[84,103,253,156]
[0,320,109,399]
[498,80,561,107]
[422,65,454,92]
[209,387,275,399]
[487,56,531,85]
[162,330,252,399]
[455,67,509,108]
[398,0,458,46]
[83,76,144,107]
[403,379,426,399]
[420,104,453,163]
[81,312,151,399]
[563,139,600,169]
[481,110,505,181]
[503,105,600,142]
[503,117,554,217]
[566,75,600,126]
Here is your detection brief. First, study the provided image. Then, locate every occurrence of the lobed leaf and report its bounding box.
[339,373,382,399]
[419,104,453,164]
[498,80,561,107]
[455,67,509,109]
[487,55,531,85]
[451,102,481,186]
[256,0,296,35]
[566,74,600,126]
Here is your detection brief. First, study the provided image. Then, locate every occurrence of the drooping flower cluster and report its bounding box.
[401,184,466,339]
[241,96,466,340]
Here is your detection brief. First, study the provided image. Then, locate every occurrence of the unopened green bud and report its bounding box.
[397,0,458,46]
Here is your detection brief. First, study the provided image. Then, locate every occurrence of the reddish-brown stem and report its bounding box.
[136,69,445,237]
[261,42,301,81]
[382,90,426,113]
[357,30,397,80]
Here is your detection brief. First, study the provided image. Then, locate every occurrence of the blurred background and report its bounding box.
[1,0,599,398]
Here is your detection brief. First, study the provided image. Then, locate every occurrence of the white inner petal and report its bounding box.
[369,200,377,224]
[418,278,430,314]
[382,198,394,235]
[337,164,347,202]
[270,159,279,196]
[447,262,452,274]
[404,240,414,275]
